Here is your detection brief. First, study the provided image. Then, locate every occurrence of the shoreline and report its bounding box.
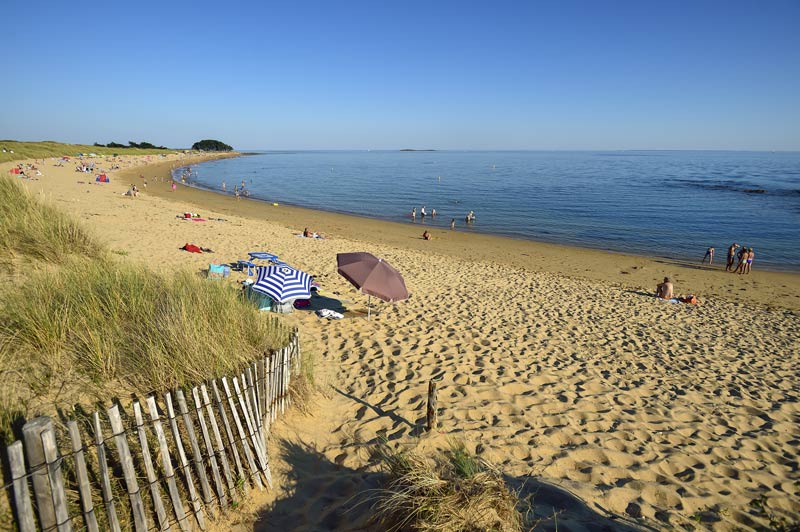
[133,156,800,311]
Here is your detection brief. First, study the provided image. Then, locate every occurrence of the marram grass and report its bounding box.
[0,260,288,428]
[369,440,524,532]
[0,174,105,264]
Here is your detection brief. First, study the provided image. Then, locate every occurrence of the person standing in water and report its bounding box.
[411,207,416,221]
[702,246,715,265]
[450,218,455,230]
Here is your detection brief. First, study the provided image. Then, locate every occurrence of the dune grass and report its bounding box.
[0,175,105,264]
[369,440,524,532]
[0,140,178,164]
[0,173,290,439]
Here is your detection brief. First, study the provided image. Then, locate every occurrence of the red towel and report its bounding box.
[181,243,203,253]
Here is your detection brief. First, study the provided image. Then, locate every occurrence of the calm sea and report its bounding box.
[175,151,800,271]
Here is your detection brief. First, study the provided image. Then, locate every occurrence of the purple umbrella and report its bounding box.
[336,252,409,319]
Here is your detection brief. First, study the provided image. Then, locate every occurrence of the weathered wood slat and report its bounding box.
[93,413,122,532]
[67,421,100,532]
[165,392,206,529]
[247,365,262,444]
[175,390,215,514]
[221,377,264,491]
[257,357,268,434]
[239,373,262,458]
[234,376,272,488]
[132,401,171,531]
[108,404,149,532]
[145,395,190,532]
[191,387,227,508]
[8,440,36,532]
[211,380,249,494]
[41,427,72,532]
[270,352,278,423]
[208,381,244,495]
[22,417,57,530]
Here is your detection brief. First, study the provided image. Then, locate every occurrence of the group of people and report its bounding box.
[411,206,437,221]
[725,243,755,274]
[701,243,756,274]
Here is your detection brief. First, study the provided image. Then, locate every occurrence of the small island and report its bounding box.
[192,139,234,152]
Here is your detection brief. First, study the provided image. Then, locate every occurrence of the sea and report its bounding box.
[174,151,800,271]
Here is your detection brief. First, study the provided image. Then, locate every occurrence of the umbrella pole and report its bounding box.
[368,295,371,320]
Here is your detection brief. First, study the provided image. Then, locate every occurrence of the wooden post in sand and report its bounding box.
[426,376,443,431]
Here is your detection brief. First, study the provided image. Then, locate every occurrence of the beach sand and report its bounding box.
[5,154,799,530]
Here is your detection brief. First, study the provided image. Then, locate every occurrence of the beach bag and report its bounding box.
[207,263,230,280]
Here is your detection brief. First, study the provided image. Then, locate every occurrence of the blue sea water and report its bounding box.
[177,151,800,270]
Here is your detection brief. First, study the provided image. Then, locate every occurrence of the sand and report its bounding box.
[5,154,799,530]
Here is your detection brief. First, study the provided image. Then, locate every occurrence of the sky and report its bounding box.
[2,0,799,150]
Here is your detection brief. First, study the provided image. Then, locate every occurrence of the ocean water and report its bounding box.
[176,151,800,270]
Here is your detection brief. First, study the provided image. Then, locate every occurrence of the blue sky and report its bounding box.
[2,0,798,150]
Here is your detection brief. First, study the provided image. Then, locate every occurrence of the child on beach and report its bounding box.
[422,230,432,240]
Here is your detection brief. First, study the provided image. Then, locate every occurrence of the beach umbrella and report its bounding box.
[336,252,409,319]
[252,265,312,303]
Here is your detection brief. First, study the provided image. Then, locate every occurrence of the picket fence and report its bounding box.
[4,329,303,532]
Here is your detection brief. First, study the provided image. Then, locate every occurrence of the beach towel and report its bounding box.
[181,243,203,253]
[316,309,344,320]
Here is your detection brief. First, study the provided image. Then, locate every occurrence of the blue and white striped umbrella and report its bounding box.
[251,265,312,303]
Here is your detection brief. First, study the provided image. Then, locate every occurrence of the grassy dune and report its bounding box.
[0,174,289,437]
[0,140,179,164]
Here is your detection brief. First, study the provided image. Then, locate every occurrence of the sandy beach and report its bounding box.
[5,154,799,530]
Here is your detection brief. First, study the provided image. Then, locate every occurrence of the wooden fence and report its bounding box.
[4,329,303,531]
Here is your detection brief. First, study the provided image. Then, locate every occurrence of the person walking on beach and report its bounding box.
[656,277,674,299]
[170,180,177,192]
[702,246,715,265]
[450,218,455,230]
[726,243,739,271]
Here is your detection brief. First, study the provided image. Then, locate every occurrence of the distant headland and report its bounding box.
[400,148,436,152]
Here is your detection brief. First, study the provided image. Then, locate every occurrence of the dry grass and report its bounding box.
[0,140,177,164]
[0,175,105,264]
[369,440,524,532]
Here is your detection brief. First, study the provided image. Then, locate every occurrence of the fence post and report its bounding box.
[22,417,57,530]
[427,376,443,432]
[67,421,100,532]
[8,440,36,532]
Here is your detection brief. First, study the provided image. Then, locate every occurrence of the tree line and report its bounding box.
[93,141,169,149]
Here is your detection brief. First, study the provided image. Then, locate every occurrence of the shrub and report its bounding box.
[370,440,523,532]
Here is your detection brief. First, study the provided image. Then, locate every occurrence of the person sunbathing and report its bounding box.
[656,277,673,299]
